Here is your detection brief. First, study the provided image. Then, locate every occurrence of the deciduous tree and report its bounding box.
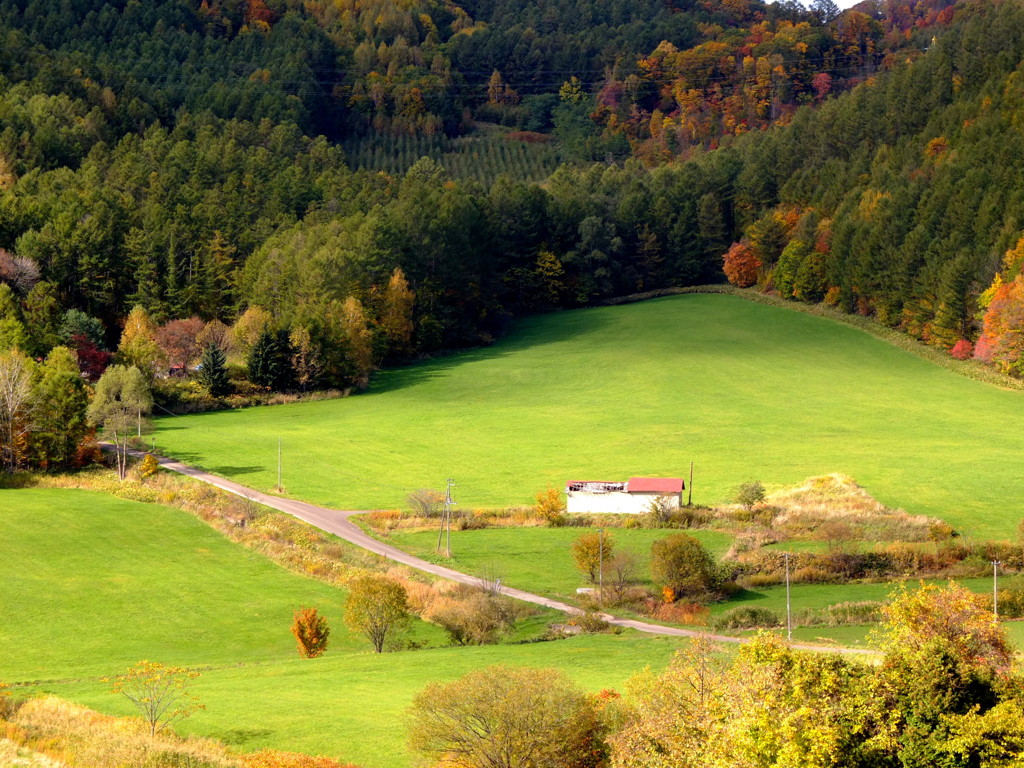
[291,607,330,658]
[107,660,203,737]
[87,365,153,480]
[408,665,609,768]
[573,531,615,584]
[650,533,720,601]
[117,306,163,377]
[0,348,33,472]
[344,573,409,653]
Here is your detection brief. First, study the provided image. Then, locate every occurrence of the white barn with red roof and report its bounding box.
[565,476,684,514]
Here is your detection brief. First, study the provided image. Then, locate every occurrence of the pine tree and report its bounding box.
[197,342,230,397]
[247,330,293,391]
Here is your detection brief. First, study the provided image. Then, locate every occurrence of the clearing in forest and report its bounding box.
[154,294,1024,539]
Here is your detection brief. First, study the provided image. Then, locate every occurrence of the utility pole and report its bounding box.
[277,437,282,492]
[437,478,456,557]
[993,560,1002,623]
[785,552,792,643]
[598,528,605,608]
[687,461,694,506]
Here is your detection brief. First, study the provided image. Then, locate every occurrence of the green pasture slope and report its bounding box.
[384,526,732,600]
[0,487,383,680]
[155,294,1024,539]
[1,487,687,767]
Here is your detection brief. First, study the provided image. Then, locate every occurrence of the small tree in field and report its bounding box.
[291,607,330,658]
[344,573,410,653]
[572,531,614,583]
[651,533,720,602]
[87,365,153,480]
[107,660,203,737]
[736,480,766,510]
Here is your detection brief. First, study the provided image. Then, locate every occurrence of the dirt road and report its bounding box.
[153,454,869,654]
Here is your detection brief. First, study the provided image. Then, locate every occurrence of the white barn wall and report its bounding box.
[566,491,681,515]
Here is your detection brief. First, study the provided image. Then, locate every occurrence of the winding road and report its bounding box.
[152,453,870,654]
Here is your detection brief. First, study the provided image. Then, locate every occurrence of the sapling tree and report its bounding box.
[107,661,203,737]
[291,607,330,658]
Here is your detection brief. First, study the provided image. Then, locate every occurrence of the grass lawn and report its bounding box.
[154,294,1024,539]
[0,488,443,680]
[38,632,687,768]
[381,525,731,600]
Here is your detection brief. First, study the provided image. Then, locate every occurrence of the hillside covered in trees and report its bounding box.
[2,0,1024,421]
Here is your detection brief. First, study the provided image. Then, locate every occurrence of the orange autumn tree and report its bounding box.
[974,274,1024,376]
[722,242,761,288]
[291,607,330,658]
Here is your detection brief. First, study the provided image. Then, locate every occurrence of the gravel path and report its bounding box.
[152,453,871,655]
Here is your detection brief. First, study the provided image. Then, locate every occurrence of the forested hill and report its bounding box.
[2,0,1024,395]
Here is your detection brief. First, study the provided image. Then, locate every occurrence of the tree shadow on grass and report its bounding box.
[369,307,613,396]
[218,728,273,745]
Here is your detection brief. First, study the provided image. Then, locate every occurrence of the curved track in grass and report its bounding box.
[151,453,870,655]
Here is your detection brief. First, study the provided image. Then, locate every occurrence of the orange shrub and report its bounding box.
[242,750,362,768]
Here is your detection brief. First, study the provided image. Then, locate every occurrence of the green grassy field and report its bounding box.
[381,526,732,600]
[154,294,1024,539]
[2,488,694,767]
[41,632,686,767]
[0,487,445,680]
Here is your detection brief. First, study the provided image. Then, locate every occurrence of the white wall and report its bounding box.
[566,491,681,515]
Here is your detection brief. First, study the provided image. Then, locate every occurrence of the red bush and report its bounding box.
[722,242,761,288]
[949,339,974,360]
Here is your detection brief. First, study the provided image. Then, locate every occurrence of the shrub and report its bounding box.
[736,481,766,510]
[711,606,783,630]
[242,751,363,768]
[407,488,444,517]
[949,339,974,360]
[137,453,159,478]
[647,600,710,625]
[242,753,364,768]
[569,611,611,633]
[408,665,609,768]
[426,592,517,645]
[291,607,330,658]
[651,533,721,601]
[534,486,566,526]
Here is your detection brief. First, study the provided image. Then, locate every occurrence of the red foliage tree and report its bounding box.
[949,339,974,360]
[72,334,111,381]
[975,276,1024,375]
[156,317,205,375]
[722,242,761,288]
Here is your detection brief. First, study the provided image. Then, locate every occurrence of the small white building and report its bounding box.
[565,477,684,515]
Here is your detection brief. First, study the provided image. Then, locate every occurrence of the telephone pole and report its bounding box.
[993,560,1002,623]
[437,478,456,557]
[785,552,792,643]
[277,437,282,492]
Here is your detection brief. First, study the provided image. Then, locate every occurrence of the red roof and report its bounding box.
[627,477,684,493]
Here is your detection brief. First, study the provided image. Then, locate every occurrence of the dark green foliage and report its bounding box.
[197,343,230,398]
[247,331,294,392]
[650,533,721,600]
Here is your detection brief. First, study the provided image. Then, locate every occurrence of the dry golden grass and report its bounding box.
[4,696,238,768]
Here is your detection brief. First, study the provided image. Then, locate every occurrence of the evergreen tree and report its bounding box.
[247,330,294,391]
[29,346,88,469]
[197,342,230,397]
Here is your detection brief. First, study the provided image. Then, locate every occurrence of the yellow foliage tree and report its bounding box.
[117,306,162,376]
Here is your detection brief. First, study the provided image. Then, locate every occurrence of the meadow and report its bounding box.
[155,294,1024,539]
[382,526,732,600]
[0,487,690,767]
[0,488,442,680]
